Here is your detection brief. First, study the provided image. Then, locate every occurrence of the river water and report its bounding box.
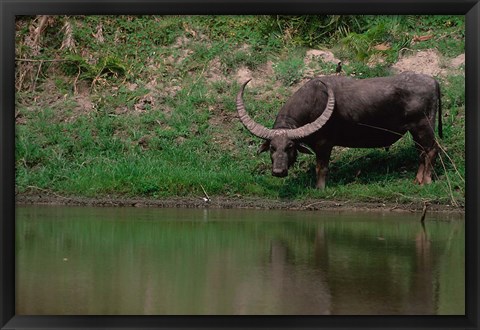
[16,205,464,315]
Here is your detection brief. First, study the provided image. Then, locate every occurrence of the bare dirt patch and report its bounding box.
[235,66,253,84]
[305,49,340,66]
[393,49,465,78]
[205,57,224,83]
[367,53,386,67]
[450,53,465,68]
[235,61,276,88]
[71,81,95,116]
[392,49,445,76]
[74,93,94,113]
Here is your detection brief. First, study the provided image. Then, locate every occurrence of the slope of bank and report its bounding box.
[15,16,465,208]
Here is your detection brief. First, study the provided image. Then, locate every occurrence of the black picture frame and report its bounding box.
[1,1,479,329]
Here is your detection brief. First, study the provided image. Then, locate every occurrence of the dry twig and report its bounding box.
[200,184,210,203]
[60,18,76,51]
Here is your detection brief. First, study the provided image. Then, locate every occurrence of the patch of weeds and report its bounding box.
[60,54,93,77]
[411,34,465,58]
[54,77,74,95]
[441,74,465,111]
[313,61,339,76]
[210,80,231,95]
[397,16,465,58]
[343,62,391,78]
[273,55,305,86]
[95,85,150,114]
[438,74,465,151]
[338,32,372,61]
[199,16,270,45]
[274,15,367,48]
[435,38,465,58]
[331,16,446,65]
[60,53,127,83]
[220,45,268,72]
[98,56,127,77]
[190,42,226,63]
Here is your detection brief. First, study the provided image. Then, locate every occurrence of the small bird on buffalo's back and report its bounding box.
[336,61,342,75]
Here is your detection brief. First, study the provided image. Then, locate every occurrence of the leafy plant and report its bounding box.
[60,53,127,82]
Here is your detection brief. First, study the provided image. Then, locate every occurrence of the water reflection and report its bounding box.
[16,206,464,315]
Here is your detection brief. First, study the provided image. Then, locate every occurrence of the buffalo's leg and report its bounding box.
[415,161,426,184]
[422,148,438,184]
[410,125,438,185]
[315,146,333,190]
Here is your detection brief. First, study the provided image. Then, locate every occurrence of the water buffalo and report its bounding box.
[236,72,442,189]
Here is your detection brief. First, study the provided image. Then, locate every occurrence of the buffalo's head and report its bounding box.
[236,79,335,178]
[257,135,313,177]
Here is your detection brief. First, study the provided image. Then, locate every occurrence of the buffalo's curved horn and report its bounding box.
[236,79,335,140]
[236,79,275,140]
[285,81,335,139]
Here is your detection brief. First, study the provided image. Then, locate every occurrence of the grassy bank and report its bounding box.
[15,15,465,207]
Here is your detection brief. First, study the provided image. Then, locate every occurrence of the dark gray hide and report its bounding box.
[236,72,442,189]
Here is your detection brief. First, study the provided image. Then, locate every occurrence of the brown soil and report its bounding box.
[392,49,446,76]
[391,49,464,77]
[16,192,464,215]
[234,61,276,88]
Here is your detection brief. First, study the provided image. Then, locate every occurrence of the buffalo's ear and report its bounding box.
[297,143,313,154]
[257,140,270,154]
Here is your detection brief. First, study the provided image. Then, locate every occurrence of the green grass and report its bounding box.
[274,50,306,86]
[15,15,465,206]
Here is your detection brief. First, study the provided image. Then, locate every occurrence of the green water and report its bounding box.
[16,206,464,315]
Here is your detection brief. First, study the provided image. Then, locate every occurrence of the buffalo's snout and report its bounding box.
[272,168,288,177]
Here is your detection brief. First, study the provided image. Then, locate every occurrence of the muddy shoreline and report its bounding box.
[16,192,464,214]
